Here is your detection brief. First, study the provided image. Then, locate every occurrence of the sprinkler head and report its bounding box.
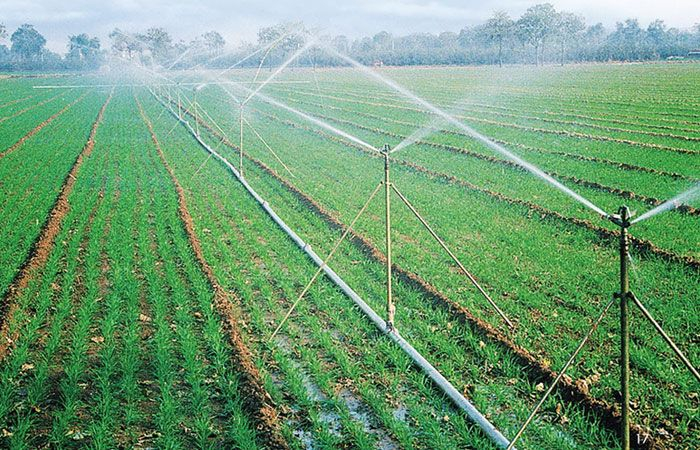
[607,205,633,228]
[382,143,391,154]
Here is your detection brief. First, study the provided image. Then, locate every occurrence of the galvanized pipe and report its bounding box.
[384,145,395,330]
[618,205,632,450]
[630,292,700,383]
[239,104,244,178]
[270,181,383,341]
[177,91,182,119]
[152,90,513,449]
[194,92,200,137]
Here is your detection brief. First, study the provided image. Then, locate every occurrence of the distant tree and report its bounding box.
[516,3,558,65]
[646,20,668,58]
[202,31,225,54]
[257,23,306,67]
[332,35,349,53]
[555,12,585,65]
[439,31,459,49]
[457,26,478,48]
[109,28,143,59]
[137,27,174,65]
[0,24,6,41]
[373,31,393,51]
[484,10,514,66]
[67,33,101,69]
[257,23,305,51]
[11,24,47,65]
[353,36,374,53]
[606,19,644,61]
[580,23,607,61]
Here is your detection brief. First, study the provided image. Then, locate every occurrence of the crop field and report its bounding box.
[0,63,698,449]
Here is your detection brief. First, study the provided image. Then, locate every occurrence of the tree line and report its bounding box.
[1,3,699,72]
[330,4,700,67]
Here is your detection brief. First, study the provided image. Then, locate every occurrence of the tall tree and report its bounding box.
[484,10,514,67]
[109,28,143,59]
[137,27,173,65]
[373,31,393,50]
[607,19,644,60]
[0,24,6,41]
[555,12,585,65]
[11,24,47,63]
[202,31,225,55]
[68,33,101,69]
[332,35,349,53]
[257,23,306,67]
[516,3,558,65]
[646,20,668,58]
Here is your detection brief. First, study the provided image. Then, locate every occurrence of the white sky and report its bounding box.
[1,0,698,53]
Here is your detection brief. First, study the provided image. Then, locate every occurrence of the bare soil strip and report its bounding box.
[171,100,660,449]
[136,96,288,450]
[0,92,89,159]
[0,91,113,361]
[277,89,698,155]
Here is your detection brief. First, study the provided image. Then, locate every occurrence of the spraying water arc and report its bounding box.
[632,182,700,224]
[318,43,609,218]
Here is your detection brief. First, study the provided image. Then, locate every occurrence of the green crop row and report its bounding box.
[0,90,106,301]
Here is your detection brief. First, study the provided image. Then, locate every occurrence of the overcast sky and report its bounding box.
[2,0,698,53]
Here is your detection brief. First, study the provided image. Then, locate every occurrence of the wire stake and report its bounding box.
[270,181,383,341]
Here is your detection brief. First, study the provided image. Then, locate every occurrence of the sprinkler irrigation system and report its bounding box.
[270,142,514,338]
[158,44,697,447]
[36,29,698,447]
[151,88,515,448]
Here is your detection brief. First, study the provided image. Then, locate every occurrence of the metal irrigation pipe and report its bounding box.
[150,89,514,449]
[629,292,700,383]
[391,184,515,330]
[239,103,244,177]
[506,296,616,450]
[383,145,396,330]
[270,181,383,341]
[609,205,632,450]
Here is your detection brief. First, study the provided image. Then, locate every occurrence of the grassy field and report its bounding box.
[0,63,698,449]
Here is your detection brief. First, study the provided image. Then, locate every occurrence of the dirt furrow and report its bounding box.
[0,90,72,125]
[0,94,35,110]
[280,94,699,183]
[270,88,698,155]
[136,96,288,450]
[278,103,699,218]
[248,106,700,272]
